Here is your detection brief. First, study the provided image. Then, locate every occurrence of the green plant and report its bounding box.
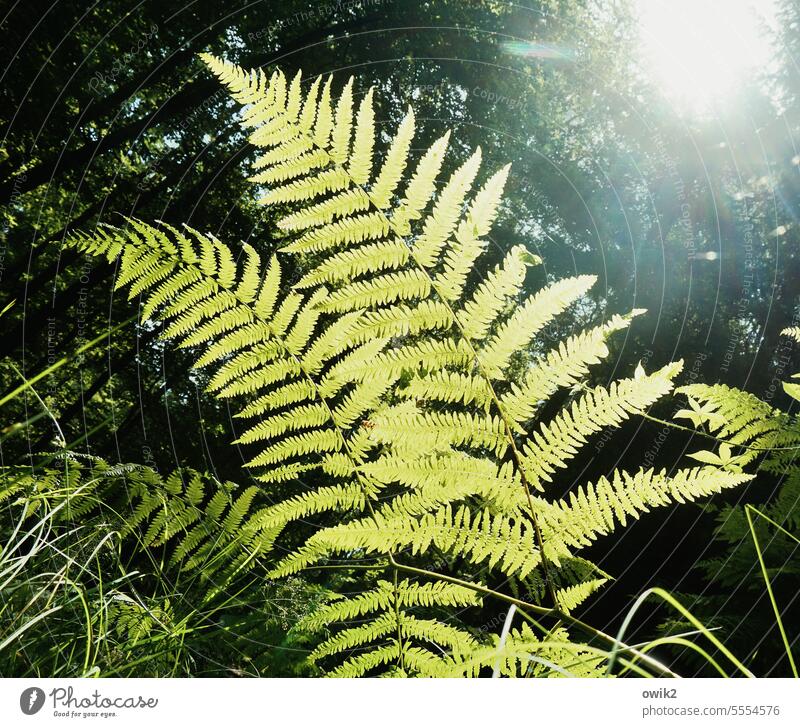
[0,450,318,676]
[659,330,800,676]
[58,55,753,677]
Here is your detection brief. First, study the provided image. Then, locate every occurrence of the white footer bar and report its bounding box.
[0,678,796,726]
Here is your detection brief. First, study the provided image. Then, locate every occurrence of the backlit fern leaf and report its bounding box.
[782,326,800,343]
[537,466,753,551]
[67,219,387,522]
[501,311,643,425]
[676,382,795,469]
[522,362,684,489]
[121,469,280,583]
[660,332,800,672]
[61,56,755,677]
[269,504,543,580]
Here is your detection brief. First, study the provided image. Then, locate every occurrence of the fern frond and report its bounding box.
[67,220,395,552]
[303,580,480,632]
[309,611,397,663]
[678,383,786,445]
[538,466,753,550]
[501,311,642,425]
[348,88,375,184]
[325,643,400,678]
[398,370,493,410]
[62,57,758,678]
[317,269,431,313]
[456,244,531,341]
[279,188,372,232]
[270,505,541,579]
[556,578,609,614]
[361,451,520,512]
[254,482,367,530]
[302,578,479,676]
[392,132,450,233]
[444,622,606,678]
[412,148,482,267]
[371,405,509,457]
[244,429,342,468]
[294,240,410,288]
[234,402,331,444]
[782,327,800,343]
[347,301,453,343]
[522,362,684,489]
[370,109,415,209]
[338,338,473,381]
[478,274,597,377]
[434,164,511,301]
[281,211,390,254]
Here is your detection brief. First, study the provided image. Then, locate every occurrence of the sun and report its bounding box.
[636,0,778,113]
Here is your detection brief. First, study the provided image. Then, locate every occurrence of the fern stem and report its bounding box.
[641,412,800,452]
[404,246,560,608]
[393,566,405,672]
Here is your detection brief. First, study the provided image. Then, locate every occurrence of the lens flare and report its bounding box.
[636,0,778,113]
[501,41,576,61]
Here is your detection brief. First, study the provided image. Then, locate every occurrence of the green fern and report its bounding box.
[121,468,279,586]
[1,453,162,522]
[662,328,800,674]
[301,579,481,677]
[61,56,754,676]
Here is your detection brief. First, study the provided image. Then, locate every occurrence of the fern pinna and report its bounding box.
[66,55,751,676]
